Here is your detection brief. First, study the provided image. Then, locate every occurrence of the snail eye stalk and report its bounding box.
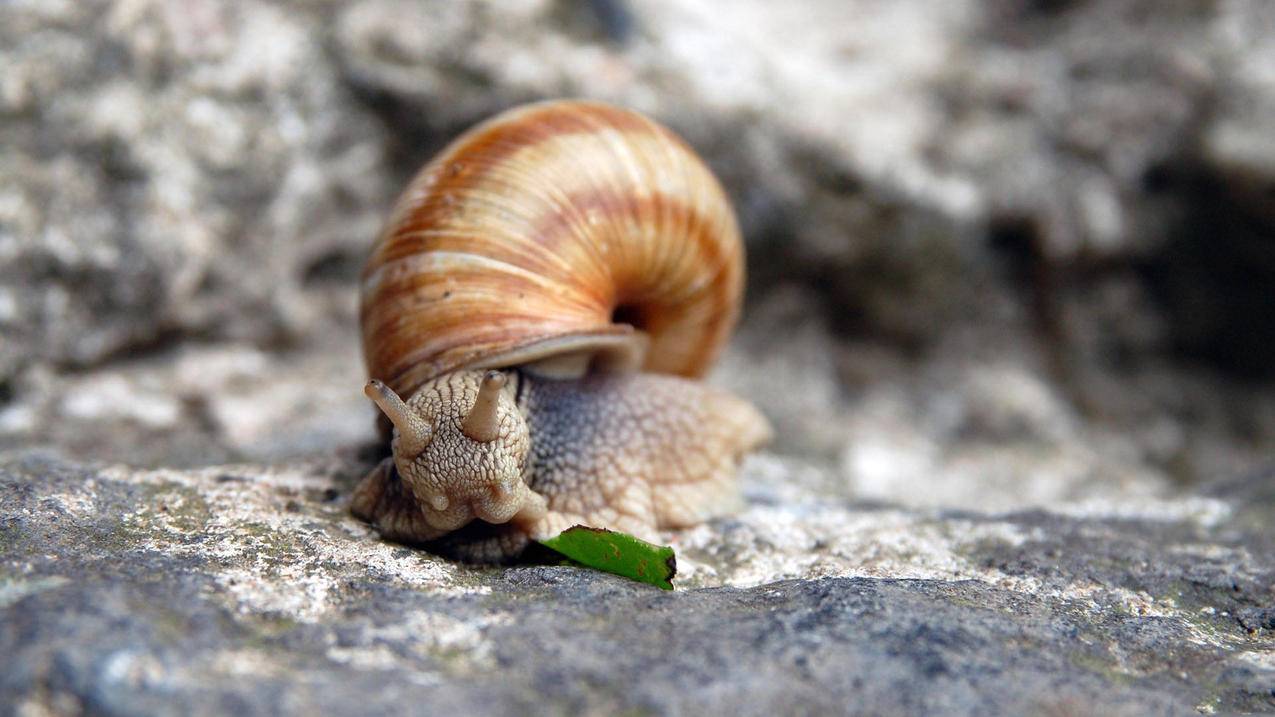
[364,380,432,456]
[462,371,506,443]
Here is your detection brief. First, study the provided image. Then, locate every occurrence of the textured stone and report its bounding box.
[2,451,1274,715]
[5,0,1275,487]
[4,0,1275,714]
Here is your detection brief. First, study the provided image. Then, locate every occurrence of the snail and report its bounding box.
[351,100,771,562]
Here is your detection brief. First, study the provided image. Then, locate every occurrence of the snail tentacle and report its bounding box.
[364,380,432,456]
[461,371,507,443]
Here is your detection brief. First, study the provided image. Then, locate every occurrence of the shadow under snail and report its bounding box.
[352,100,771,562]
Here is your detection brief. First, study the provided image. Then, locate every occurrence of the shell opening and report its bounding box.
[612,304,643,330]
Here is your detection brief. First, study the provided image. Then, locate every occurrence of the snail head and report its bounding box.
[363,371,543,533]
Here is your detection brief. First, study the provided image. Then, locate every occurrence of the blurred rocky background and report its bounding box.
[3,0,1274,714]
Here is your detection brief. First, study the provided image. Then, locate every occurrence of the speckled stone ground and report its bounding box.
[3,451,1273,715]
[5,1,1275,714]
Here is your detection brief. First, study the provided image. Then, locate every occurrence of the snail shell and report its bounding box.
[353,100,768,561]
[360,100,743,400]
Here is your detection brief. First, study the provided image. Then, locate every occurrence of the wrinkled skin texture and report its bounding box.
[351,371,546,546]
[351,369,771,562]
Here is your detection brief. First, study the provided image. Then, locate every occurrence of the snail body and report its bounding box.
[352,100,770,561]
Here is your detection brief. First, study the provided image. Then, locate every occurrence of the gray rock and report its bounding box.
[4,1,1275,714]
[3,451,1273,715]
[4,0,1275,489]
[0,0,388,380]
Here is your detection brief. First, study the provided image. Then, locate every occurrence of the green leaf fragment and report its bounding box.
[537,525,677,590]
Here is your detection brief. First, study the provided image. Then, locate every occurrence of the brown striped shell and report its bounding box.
[360,100,744,401]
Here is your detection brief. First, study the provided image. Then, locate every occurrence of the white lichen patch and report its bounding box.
[681,504,1046,589]
[201,649,296,679]
[60,374,182,429]
[324,643,403,671]
[1235,650,1275,671]
[39,490,97,520]
[100,649,169,689]
[0,576,70,609]
[1046,496,1234,528]
[356,609,511,671]
[216,564,334,623]
[95,462,487,623]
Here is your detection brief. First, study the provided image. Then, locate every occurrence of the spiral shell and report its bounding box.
[360,100,744,400]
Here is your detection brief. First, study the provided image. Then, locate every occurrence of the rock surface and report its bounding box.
[3,0,1275,714]
[4,0,1275,488]
[2,450,1274,715]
